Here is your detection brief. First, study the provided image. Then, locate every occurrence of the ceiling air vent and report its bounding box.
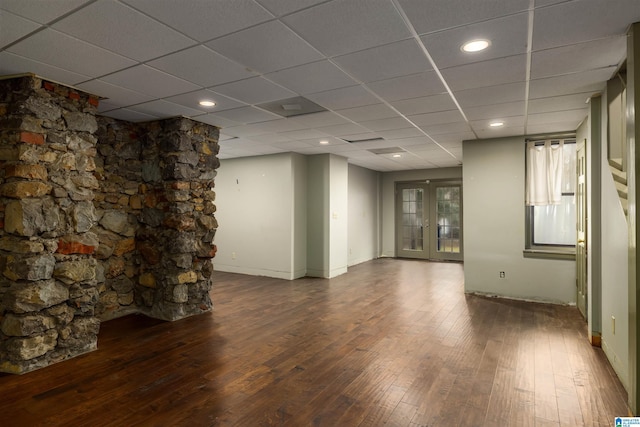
[368,147,406,155]
[342,137,385,144]
[257,96,327,118]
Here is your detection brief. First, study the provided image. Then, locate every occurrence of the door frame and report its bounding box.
[395,182,430,259]
[576,138,588,320]
[395,180,463,261]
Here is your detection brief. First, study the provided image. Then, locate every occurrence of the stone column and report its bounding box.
[0,76,100,373]
[136,117,219,321]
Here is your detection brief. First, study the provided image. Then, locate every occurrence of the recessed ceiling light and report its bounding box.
[199,100,216,107]
[489,121,504,127]
[392,154,402,158]
[461,39,490,53]
[319,140,329,145]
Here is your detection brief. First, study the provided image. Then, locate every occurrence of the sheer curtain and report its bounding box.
[525,140,564,206]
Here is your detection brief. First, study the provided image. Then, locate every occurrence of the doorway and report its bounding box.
[395,181,463,261]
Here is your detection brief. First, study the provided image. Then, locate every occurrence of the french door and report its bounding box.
[395,181,463,261]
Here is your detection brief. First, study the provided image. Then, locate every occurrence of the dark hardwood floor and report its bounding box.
[0,259,629,426]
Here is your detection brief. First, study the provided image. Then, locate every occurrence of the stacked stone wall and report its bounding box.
[0,76,101,373]
[94,117,220,321]
[0,75,220,373]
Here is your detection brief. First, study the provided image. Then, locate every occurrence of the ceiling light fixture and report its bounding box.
[392,154,402,158]
[319,140,329,145]
[461,39,490,53]
[199,100,216,107]
[489,121,504,127]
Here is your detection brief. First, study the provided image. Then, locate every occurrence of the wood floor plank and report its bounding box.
[0,259,629,426]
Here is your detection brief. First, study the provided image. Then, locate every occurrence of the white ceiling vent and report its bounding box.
[257,96,327,118]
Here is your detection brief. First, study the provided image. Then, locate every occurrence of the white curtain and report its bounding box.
[525,140,564,206]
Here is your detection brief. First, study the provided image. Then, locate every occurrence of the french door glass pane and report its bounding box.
[436,186,461,253]
[402,188,423,250]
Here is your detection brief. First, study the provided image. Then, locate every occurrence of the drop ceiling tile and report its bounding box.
[367,71,446,102]
[165,89,245,113]
[376,128,424,140]
[455,82,526,108]
[526,121,581,135]
[431,158,461,167]
[0,10,41,46]
[532,0,640,51]
[76,79,154,106]
[193,113,242,129]
[271,140,316,149]
[244,133,293,144]
[7,28,136,77]
[127,100,205,118]
[102,65,200,98]
[0,0,91,24]
[527,109,587,126]
[211,77,296,105]
[333,39,432,83]
[473,124,525,139]
[440,54,526,91]
[306,85,379,110]
[336,103,398,122]
[421,13,528,69]
[315,123,369,137]
[255,0,327,16]
[408,109,465,127]
[239,119,307,134]
[213,106,281,124]
[421,121,472,136]
[96,99,120,113]
[206,20,323,74]
[390,93,457,116]
[528,92,594,114]
[101,108,158,122]
[397,0,529,34]
[122,0,273,42]
[283,0,411,56]
[433,131,476,144]
[148,46,256,87]
[53,1,193,62]
[531,37,626,80]
[462,101,525,121]
[391,136,436,147]
[529,67,615,99]
[266,60,357,94]
[360,117,412,132]
[470,116,525,132]
[0,51,91,86]
[289,111,350,127]
[280,129,330,141]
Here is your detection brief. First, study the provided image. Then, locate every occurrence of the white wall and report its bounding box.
[348,164,380,266]
[329,155,348,277]
[380,167,462,257]
[306,155,329,277]
[463,137,576,303]
[292,153,307,278]
[214,153,300,280]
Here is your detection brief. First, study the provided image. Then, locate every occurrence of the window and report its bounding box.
[525,138,576,256]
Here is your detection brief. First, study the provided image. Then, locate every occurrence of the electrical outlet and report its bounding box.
[499,271,505,278]
[232,252,236,260]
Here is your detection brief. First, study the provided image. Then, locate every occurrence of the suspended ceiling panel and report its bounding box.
[0,0,634,171]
